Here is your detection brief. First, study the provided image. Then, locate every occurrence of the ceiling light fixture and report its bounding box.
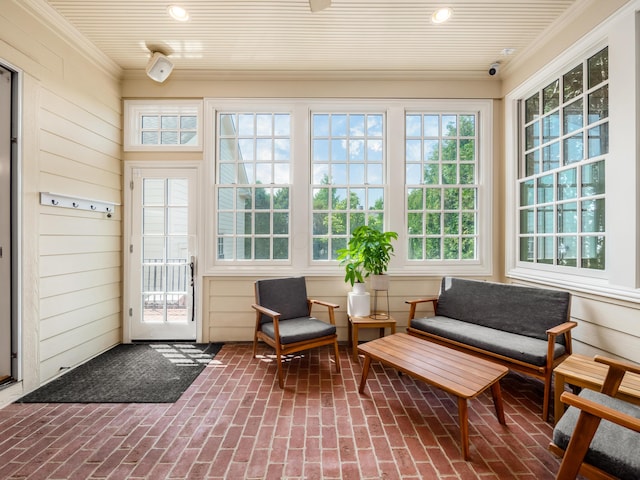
[431,7,452,24]
[167,5,189,22]
[309,0,331,13]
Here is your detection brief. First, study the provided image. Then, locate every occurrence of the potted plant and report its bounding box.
[337,225,398,317]
[338,225,398,283]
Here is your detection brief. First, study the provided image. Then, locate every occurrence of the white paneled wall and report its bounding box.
[38,86,122,380]
[203,275,447,343]
[0,0,123,404]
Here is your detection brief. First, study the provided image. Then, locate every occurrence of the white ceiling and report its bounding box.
[40,0,579,80]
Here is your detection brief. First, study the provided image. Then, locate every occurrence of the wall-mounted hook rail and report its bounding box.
[40,192,119,215]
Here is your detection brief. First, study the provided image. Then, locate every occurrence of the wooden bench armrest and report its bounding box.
[405,297,439,320]
[545,322,578,370]
[560,391,640,433]
[546,321,578,336]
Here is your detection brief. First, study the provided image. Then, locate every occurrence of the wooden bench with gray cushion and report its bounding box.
[406,276,576,421]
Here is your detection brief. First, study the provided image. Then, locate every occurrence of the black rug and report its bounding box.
[16,343,223,403]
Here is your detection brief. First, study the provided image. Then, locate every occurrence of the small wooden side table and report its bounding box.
[347,314,396,361]
[553,353,640,424]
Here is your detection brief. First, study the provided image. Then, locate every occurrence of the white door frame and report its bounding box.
[0,65,12,380]
[123,161,203,343]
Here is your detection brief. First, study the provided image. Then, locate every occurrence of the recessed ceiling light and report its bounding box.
[431,7,452,24]
[501,48,516,56]
[167,5,189,22]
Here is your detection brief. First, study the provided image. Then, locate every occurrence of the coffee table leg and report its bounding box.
[458,397,470,461]
[358,355,372,393]
[490,382,506,425]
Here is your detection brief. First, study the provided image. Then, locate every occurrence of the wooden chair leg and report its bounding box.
[333,341,341,372]
[276,352,284,389]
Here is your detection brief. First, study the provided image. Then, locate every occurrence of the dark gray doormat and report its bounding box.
[16,343,223,403]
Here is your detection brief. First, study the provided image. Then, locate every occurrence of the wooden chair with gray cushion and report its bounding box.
[550,355,640,480]
[252,277,341,388]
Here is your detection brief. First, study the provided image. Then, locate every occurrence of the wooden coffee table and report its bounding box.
[358,333,508,460]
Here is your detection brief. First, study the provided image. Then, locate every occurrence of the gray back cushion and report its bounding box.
[255,277,310,323]
[435,277,571,343]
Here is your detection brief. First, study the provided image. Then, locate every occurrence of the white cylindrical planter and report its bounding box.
[348,291,371,317]
[352,282,367,295]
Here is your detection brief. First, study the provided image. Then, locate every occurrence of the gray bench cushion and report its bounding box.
[435,277,571,344]
[410,316,566,366]
[262,317,337,344]
[553,389,640,480]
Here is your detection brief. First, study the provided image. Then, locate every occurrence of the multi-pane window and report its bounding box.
[123,100,202,151]
[216,112,291,261]
[140,114,197,146]
[519,47,608,270]
[405,113,478,260]
[311,112,385,260]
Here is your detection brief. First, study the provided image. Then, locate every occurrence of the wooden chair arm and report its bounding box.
[595,355,640,376]
[546,321,578,336]
[252,303,282,340]
[594,355,640,396]
[308,299,339,325]
[405,297,438,320]
[309,299,340,310]
[560,391,640,433]
[251,303,281,320]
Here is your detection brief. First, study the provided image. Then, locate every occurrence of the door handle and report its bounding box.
[189,256,196,322]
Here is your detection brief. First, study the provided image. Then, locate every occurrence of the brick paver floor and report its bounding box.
[0,343,568,479]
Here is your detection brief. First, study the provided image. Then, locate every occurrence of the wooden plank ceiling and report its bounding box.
[41,0,579,79]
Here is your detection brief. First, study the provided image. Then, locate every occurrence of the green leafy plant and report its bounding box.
[337,225,398,286]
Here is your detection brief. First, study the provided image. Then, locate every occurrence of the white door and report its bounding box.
[128,168,198,340]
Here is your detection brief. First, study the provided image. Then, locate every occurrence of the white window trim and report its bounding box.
[124,99,203,152]
[202,98,493,277]
[504,1,640,302]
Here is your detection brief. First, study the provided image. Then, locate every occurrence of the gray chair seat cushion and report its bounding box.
[553,389,640,480]
[262,317,336,345]
[410,316,566,366]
